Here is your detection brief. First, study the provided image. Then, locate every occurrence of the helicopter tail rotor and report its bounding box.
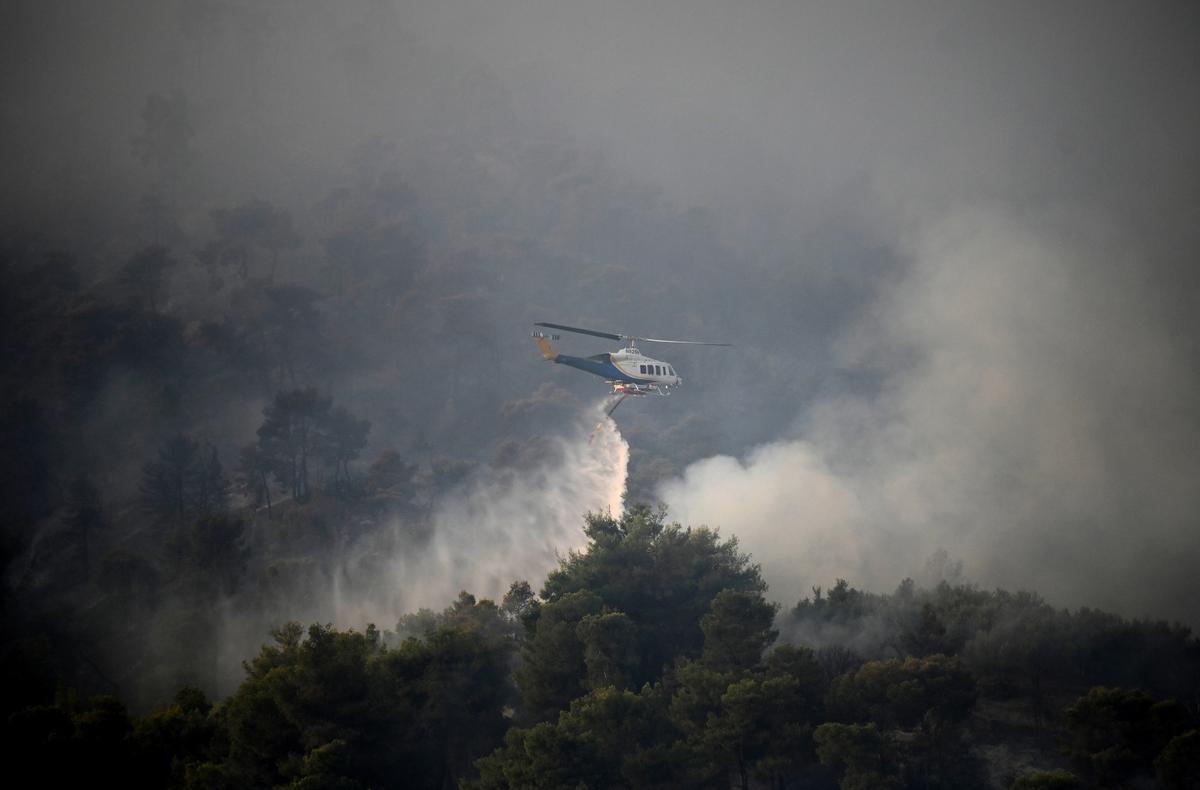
[531,332,559,360]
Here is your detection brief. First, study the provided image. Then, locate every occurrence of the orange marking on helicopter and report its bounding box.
[534,336,558,360]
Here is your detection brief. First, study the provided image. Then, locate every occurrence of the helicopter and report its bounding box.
[532,321,730,415]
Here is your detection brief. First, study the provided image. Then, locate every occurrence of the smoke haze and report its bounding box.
[332,405,629,627]
[3,0,1200,707]
[662,204,1200,624]
[406,0,1200,628]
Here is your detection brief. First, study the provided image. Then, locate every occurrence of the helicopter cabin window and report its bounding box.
[655,365,662,375]
[639,364,646,374]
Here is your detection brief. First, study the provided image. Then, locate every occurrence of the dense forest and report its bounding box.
[5,507,1199,788]
[4,2,1200,788]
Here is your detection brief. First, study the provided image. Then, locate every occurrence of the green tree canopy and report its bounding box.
[1155,729,1200,790]
[1063,686,1191,786]
[700,589,779,672]
[140,435,227,525]
[577,612,640,692]
[814,722,901,790]
[215,595,514,789]
[235,442,273,518]
[318,406,371,496]
[257,388,331,503]
[536,506,767,696]
[472,686,678,790]
[826,655,977,731]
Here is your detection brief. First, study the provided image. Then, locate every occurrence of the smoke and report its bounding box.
[331,400,629,627]
[202,401,627,696]
[4,0,1198,703]
[661,204,1200,627]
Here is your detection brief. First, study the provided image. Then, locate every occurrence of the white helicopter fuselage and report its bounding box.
[534,335,682,394]
[608,347,682,388]
[532,321,729,398]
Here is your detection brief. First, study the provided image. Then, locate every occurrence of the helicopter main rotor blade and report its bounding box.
[534,322,624,341]
[638,336,732,346]
[535,322,732,346]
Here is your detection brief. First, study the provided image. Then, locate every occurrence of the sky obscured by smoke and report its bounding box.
[3,0,1199,627]
[412,0,1200,622]
[662,204,1200,623]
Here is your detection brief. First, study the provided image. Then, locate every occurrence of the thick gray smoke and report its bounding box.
[395,0,1199,627]
[206,403,627,694]
[662,203,1200,625]
[331,402,628,627]
[4,2,1198,700]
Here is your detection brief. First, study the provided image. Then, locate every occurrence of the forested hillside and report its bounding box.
[3,2,1200,788]
[6,508,1198,788]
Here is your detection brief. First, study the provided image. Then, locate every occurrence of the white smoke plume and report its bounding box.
[331,401,629,627]
[661,205,1200,626]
